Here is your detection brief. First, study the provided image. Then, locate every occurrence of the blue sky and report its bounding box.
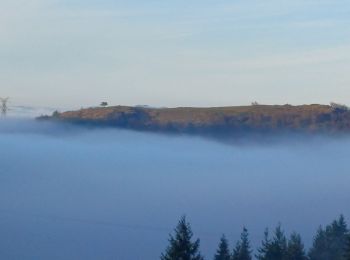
[1,0,349,108]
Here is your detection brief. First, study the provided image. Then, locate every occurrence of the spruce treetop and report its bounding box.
[161,216,204,260]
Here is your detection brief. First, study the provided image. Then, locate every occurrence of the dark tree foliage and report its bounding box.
[232,227,252,260]
[344,235,350,260]
[161,216,204,260]
[286,232,307,260]
[309,215,348,260]
[308,227,329,260]
[269,225,288,260]
[256,229,272,260]
[214,235,231,260]
[256,225,287,260]
[160,215,349,260]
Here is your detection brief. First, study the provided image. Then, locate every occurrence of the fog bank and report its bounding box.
[0,119,349,259]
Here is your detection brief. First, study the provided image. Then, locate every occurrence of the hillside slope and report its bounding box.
[40,104,350,137]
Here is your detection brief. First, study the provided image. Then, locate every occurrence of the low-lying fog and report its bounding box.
[0,119,349,259]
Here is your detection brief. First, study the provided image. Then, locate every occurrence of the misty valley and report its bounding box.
[0,119,349,259]
[3,0,350,258]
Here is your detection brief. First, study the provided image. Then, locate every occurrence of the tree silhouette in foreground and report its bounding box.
[214,235,231,260]
[256,225,307,260]
[232,227,252,260]
[256,225,287,260]
[309,215,348,260]
[161,216,204,260]
[161,215,349,260]
[256,229,271,260]
[344,235,350,260]
[286,232,307,260]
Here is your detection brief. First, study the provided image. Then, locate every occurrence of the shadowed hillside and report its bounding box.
[39,104,350,137]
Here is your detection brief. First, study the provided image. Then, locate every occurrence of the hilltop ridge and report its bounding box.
[39,104,350,137]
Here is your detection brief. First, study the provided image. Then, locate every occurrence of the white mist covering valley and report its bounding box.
[0,119,349,259]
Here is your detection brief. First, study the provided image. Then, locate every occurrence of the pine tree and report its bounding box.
[329,215,348,259]
[232,227,252,260]
[308,226,329,260]
[309,215,348,260]
[256,225,287,260]
[344,235,350,260]
[256,229,271,260]
[286,232,307,260]
[214,235,231,260]
[269,224,287,260]
[232,241,242,260]
[161,216,204,260]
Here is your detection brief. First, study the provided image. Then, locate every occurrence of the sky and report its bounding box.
[0,0,350,109]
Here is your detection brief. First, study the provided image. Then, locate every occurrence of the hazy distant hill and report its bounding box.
[8,106,58,118]
[40,104,350,137]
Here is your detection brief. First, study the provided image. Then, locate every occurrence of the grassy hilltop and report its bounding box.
[40,103,350,137]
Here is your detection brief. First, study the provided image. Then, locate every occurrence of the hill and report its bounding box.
[39,104,350,137]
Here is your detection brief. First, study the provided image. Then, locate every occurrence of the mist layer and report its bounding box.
[0,119,349,259]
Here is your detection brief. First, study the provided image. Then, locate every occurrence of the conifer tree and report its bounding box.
[329,215,348,259]
[256,229,271,260]
[344,235,350,260]
[256,225,287,260]
[269,225,287,260]
[232,241,242,260]
[309,215,348,260]
[232,227,252,260]
[214,235,231,260]
[286,232,307,260]
[308,226,329,260]
[161,216,204,260]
